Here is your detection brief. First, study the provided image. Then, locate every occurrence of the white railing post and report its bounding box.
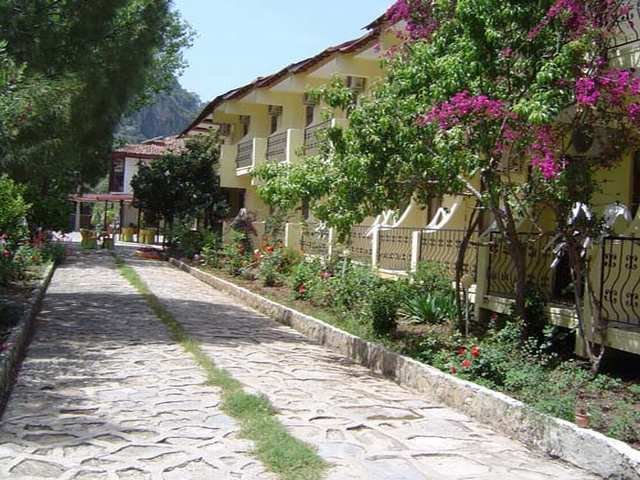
[411,230,422,273]
[371,225,380,269]
[285,222,303,253]
[327,227,336,258]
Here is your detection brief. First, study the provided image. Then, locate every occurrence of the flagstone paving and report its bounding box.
[125,255,602,480]
[0,250,274,480]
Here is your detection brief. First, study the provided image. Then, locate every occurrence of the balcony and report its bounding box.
[304,120,331,155]
[266,131,287,163]
[236,138,254,170]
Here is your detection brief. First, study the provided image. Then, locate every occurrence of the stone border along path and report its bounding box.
[0,249,276,480]
[126,255,602,480]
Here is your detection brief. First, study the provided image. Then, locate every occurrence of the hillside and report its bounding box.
[116,79,203,144]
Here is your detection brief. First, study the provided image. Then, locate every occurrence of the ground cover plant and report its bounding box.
[181,231,640,448]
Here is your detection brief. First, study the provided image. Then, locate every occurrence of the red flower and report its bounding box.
[461,359,472,369]
[450,366,457,375]
[265,245,274,253]
[298,284,306,294]
[456,346,467,357]
[470,346,480,358]
[2,250,10,258]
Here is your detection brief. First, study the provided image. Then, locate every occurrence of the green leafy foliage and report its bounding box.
[0,0,193,230]
[132,132,227,232]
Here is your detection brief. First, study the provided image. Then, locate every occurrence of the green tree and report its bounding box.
[0,0,193,230]
[131,132,227,239]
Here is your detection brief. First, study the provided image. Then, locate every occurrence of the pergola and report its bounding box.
[70,192,135,236]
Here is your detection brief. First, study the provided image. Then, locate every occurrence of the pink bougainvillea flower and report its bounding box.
[461,359,472,369]
[456,346,467,357]
[471,346,480,358]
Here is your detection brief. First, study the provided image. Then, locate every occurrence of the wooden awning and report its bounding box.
[71,193,134,203]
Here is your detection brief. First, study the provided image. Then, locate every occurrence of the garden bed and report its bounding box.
[0,262,56,414]
[182,257,639,451]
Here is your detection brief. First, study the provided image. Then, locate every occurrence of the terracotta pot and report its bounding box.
[575,409,590,428]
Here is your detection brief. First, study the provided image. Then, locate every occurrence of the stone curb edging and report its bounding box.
[0,262,56,416]
[170,258,639,480]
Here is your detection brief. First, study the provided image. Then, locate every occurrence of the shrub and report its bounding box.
[368,283,401,336]
[201,233,223,268]
[223,230,250,276]
[290,259,323,300]
[408,261,453,297]
[41,242,66,264]
[329,260,379,311]
[0,175,29,241]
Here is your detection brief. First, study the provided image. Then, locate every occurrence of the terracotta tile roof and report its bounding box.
[180,27,381,136]
[112,135,186,159]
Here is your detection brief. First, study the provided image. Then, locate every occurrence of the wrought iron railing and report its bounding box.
[487,232,564,300]
[300,223,330,256]
[349,225,373,264]
[612,1,640,49]
[599,235,640,328]
[236,139,253,169]
[378,227,415,271]
[266,131,287,163]
[304,120,331,155]
[419,228,478,280]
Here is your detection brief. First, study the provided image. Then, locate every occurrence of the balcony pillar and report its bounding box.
[286,129,304,164]
[473,238,491,323]
[371,225,380,269]
[253,138,267,170]
[285,222,303,253]
[410,230,422,273]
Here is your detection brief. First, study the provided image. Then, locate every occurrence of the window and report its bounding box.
[270,114,278,134]
[110,157,125,192]
[305,105,315,127]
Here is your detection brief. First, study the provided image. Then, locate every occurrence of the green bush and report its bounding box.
[201,233,223,268]
[408,261,453,297]
[0,175,29,241]
[42,242,66,264]
[368,283,401,336]
[289,259,324,300]
[223,230,251,276]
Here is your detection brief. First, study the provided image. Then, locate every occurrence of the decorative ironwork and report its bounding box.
[300,223,330,256]
[599,235,640,328]
[304,120,331,155]
[266,131,287,163]
[378,227,415,271]
[419,228,478,280]
[612,1,640,49]
[487,232,558,300]
[236,139,253,169]
[349,225,373,264]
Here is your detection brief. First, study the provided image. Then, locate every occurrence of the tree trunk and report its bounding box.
[566,236,605,374]
[455,206,480,333]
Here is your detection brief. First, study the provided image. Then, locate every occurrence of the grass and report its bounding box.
[114,256,328,480]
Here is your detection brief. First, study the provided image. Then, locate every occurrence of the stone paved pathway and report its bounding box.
[0,250,274,480]
[125,255,601,480]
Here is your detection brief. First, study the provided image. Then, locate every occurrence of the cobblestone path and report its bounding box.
[126,256,601,480]
[0,251,274,480]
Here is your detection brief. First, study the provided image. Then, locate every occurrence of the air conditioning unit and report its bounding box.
[268,105,283,117]
[303,93,318,106]
[345,76,366,93]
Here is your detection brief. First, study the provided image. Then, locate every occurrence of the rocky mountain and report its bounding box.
[116,79,203,144]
